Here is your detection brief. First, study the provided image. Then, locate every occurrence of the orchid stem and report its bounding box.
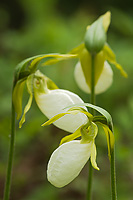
[87,53,95,200]
[110,126,117,200]
[3,90,16,200]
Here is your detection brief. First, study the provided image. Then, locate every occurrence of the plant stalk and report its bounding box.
[87,53,95,200]
[3,96,16,200]
[110,126,117,200]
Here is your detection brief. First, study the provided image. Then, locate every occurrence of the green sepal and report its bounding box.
[60,126,81,145]
[12,78,26,120]
[103,44,128,78]
[92,115,107,125]
[41,54,77,66]
[97,122,115,160]
[14,53,77,85]
[65,103,113,128]
[67,106,93,119]
[14,55,41,84]
[19,74,34,128]
[79,48,105,88]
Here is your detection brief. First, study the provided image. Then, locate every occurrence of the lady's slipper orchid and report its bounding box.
[74,61,113,94]
[41,12,127,94]
[43,106,115,188]
[47,122,99,188]
[13,68,88,129]
[33,71,88,133]
[13,53,76,128]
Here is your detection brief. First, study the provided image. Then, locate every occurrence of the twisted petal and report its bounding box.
[34,89,88,133]
[12,79,26,120]
[19,74,34,128]
[47,140,92,188]
[74,61,113,94]
[91,142,99,170]
[103,44,128,78]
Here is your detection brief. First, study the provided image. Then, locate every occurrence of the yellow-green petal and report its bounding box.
[103,44,128,78]
[68,106,93,119]
[91,142,99,170]
[69,43,85,55]
[19,74,34,128]
[98,122,115,160]
[41,54,77,66]
[41,110,81,127]
[12,79,26,120]
[60,127,81,145]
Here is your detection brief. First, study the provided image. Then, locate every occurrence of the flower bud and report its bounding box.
[84,12,111,54]
[74,61,113,94]
[33,73,88,133]
[84,18,106,53]
[47,140,92,188]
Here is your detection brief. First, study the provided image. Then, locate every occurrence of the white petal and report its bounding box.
[34,89,88,132]
[74,61,113,94]
[47,140,91,187]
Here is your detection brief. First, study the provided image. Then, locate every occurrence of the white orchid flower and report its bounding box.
[33,71,88,133]
[47,140,92,188]
[74,61,113,94]
[47,122,99,188]
[43,103,115,188]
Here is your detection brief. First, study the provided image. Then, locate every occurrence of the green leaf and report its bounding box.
[60,127,81,145]
[12,78,26,119]
[19,74,34,128]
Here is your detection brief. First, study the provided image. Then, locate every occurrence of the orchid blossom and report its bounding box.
[41,12,127,94]
[13,69,88,131]
[42,105,114,188]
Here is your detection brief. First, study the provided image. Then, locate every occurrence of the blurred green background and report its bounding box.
[0,0,133,199]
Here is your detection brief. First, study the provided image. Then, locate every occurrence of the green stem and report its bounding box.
[87,53,95,200]
[110,126,117,200]
[3,99,16,200]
